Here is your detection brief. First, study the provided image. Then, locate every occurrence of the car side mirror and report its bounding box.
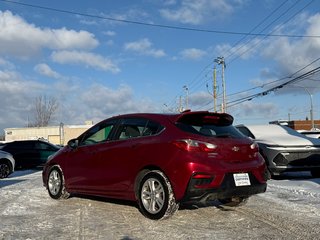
[67,138,79,149]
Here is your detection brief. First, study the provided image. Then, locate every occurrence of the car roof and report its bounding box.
[237,124,320,145]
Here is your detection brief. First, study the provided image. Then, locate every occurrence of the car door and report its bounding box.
[64,119,119,193]
[90,118,150,195]
[64,117,150,198]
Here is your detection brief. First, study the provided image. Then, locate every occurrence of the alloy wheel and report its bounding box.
[141,177,165,214]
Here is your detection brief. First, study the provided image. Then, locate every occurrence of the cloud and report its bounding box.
[99,8,150,27]
[0,10,99,58]
[0,69,157,130]
[104,31,116,36]
[189,91,213,107]
[124,38,166,58]
[159,0,237,25]
[232,101,279,122]
[60,84,157,125]
[214,37,262,60]
[51,50,120,73]
[262,13,320,74]
[0,70,49,129]
[34,63,61,79]
[0,57,14,69]
[180,48,207,60]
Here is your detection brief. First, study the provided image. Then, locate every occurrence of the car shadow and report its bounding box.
[69,194,235,214]
[0,169,41,188]
[0,179,26,188]
[70,193,138,208]
[180,200,235,212]
[271,171,320,184]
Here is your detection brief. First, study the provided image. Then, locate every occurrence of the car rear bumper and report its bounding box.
[182,173,267,203]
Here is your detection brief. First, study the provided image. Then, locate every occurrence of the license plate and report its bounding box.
[233,173,251,186]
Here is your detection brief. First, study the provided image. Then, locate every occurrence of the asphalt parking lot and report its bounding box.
[1,170,320,240]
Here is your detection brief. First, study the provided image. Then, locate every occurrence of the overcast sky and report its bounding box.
[0,0,320,132]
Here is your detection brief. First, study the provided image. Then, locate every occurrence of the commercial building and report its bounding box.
[4,121,93,145]
[270,120,320,131]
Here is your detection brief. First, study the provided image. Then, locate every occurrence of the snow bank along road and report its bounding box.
[1,170,319,240]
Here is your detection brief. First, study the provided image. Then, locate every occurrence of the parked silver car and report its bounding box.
[236,124,320,178]
[0,150,15,179]
[298,130,320,139]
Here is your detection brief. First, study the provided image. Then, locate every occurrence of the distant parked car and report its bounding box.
[236,124,320,178]
[0,150,15,179]
[0,140,60,169]
[42,111,268,220]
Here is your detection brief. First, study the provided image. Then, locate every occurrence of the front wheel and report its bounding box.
[47,166,70,199]
[0,162,11,179]
[137,170,179,220]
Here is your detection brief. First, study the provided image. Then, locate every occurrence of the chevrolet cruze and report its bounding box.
[42,111,267,220]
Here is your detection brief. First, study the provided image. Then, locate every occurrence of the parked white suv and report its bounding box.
[236,124,320,178]
[0,150,15,178]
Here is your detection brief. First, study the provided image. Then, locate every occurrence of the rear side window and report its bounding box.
[176,113,244,138]
[117,118,164,140]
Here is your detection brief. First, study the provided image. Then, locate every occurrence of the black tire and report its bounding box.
[0,161,11,179]
[219,197,249,207]
[137,170,179,220]
[47,166,70,199]
[311,170,320,178]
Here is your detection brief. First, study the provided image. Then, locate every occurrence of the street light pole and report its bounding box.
[293,85,315,130]
[305,88,315,130]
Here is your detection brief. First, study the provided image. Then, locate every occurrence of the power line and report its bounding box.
[226,0,315,65]
[193,57,320,111]
[224,0,293,61]
[174,0,315,111]
[182,0,317,111]
[227,56,320,101]
[1,0,320,38]
[227,65,320,108]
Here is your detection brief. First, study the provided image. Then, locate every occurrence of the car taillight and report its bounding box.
[250,142,259,157]
[173,139,217,152]
[250,142,259,151]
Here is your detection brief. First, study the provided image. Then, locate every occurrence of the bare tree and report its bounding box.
[29,95,59,127]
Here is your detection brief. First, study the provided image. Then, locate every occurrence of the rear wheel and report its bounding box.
[0,161,11,179]
[137,170,179,220]
[47,166,70,199]
[219,197,249,207]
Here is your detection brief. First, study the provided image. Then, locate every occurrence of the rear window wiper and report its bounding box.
[215,134,233,138]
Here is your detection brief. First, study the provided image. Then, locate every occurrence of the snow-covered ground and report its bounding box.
[0,170,319,240]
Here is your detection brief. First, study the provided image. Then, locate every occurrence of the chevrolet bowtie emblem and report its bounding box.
[232,146,240,152]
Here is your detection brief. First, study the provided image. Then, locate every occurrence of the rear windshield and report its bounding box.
[176,123,244,138]
[175,113,244,138]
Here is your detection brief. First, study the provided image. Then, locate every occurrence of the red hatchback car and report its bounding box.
[42,111,267,220]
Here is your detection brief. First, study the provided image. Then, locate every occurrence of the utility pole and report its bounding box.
[213,65,217,112]
[214,57,226,113]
